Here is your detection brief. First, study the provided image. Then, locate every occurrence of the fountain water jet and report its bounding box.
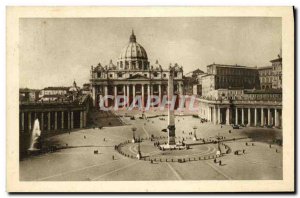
[28,118,41,151]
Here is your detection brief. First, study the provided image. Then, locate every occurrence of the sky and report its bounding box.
[19,17,281,89]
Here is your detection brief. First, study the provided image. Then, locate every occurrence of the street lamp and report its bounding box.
[193,126,197,141]
[131,127,137,143]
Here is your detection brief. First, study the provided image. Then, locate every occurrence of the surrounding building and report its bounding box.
[258,53,282,90]
[19,88,40,102]
[38,81,81,102]
[183,68,204,95]
[82,83,91,95]
[197,61,282,128]
[90,31,184,108]
[201,64,260,98]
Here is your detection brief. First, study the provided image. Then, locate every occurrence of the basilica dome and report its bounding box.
[117,31,149,70]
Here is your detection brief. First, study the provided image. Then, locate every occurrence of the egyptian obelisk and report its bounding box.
[167,66,176,145]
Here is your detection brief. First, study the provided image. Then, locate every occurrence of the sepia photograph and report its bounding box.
[6,6,294,192]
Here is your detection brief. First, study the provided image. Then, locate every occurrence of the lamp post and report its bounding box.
[132,127,137,143]
[216,133,222,155]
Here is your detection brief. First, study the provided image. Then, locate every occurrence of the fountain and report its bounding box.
[28,118,41,153]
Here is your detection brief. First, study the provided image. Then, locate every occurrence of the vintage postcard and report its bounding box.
[6,6,294,192]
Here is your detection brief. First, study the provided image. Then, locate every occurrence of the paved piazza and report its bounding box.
[20,110,282,181]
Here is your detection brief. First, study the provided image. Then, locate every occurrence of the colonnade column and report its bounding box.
[61,112,64,129]
[261,108,264,126]
[235,108,238,125]
[80,111,83,128]
[226,107,230,125]
[21,113,24,131]
[267,108,271,125]
[28,112,31,131]
[71,111,74,129]
[54,112,58,130]
[41,112,44,131]
[48,112,51,131]
[141,84,145,108]
[83,111,87,128]
[274,108,278,127]
[247,108,251,126]
[254,108,257,126]
[218,107,221,124]
[213,106,217,124]
[68,112,70,129]
[241,108,244,125]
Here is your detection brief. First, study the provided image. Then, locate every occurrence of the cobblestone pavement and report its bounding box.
[20,113,282,181]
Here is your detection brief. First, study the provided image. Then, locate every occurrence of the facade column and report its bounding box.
[235,108,238,125]
[80,111,83,128]
[141,84,145,108]
[48,112,51,131]
[104,85,108,107]
[92,86,96,106]
[28,112,31,131]
[71,111,74,129]
[61,111,64,129]
[41,112,44,131]
[54,112,58,130]
[247,108,251,126]
[132,84,136,106]
[261,108,264,126]
[268,108,271,125]
[158,84,162,105]
[241,108,244,125]
[21,112,24,131]
[127,85,130,107]
[274,108,278,127]
[114,85,117,107]
[123,85,126,108]
[226,107,230,125]
[147,84,151,107]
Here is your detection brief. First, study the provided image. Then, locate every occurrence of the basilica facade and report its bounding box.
[90,31,184,108]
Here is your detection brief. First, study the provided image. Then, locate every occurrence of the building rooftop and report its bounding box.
[207,63,257,70]
[43,87,70,91]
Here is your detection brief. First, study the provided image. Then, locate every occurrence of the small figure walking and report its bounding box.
[243,149,245,154]
[103,138,106,142]
[112,155,114,160]
[219,160,222,166]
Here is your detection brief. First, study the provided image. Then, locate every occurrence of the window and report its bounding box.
[154,73,158,77]
[97,72,101,78]
[144,74,147,77]
[130,74,133,77]
[163,74,167,78]
[109,74,113,78]
[118,73,122,78]
[174,72,178,77]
